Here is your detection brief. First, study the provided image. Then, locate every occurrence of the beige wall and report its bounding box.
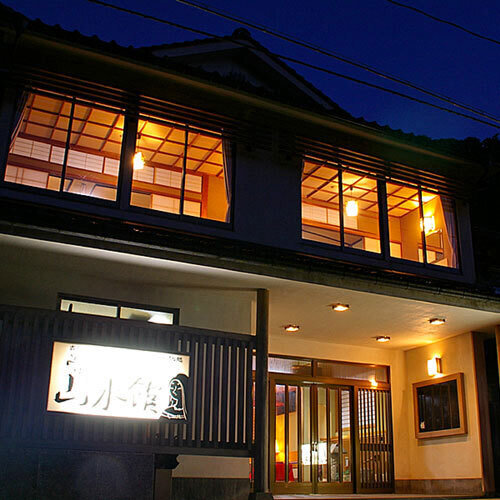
[403,332,481,480]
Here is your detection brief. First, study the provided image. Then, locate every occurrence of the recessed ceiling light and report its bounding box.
[332,303,349,312]
[284,324,300,333]
[429,318,446,325]
[375,335,391,343]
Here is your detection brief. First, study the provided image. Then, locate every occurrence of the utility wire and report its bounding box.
[386,0,500,47]
[85,0,500,130]
[178,0,500,124]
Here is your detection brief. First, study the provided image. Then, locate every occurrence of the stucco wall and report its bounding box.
[403,332,481,480]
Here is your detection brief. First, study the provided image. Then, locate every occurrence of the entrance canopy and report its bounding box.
[0,233,497,351]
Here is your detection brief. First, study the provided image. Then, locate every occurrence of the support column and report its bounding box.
[249,289,273,500]
[496,325,500,386]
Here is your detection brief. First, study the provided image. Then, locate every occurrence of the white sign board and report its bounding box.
[47,341,189,420]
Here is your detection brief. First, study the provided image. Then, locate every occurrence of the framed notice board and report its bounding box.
[413,372,467,439]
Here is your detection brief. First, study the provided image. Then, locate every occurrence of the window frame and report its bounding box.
[301,158,385,258]
[412,372,467,439]
[301,157,462,272]
[58,293,180,325]
[128,113,233,224]
[385,179,461,270]
[3,89,127,204]
[1,87,234,226]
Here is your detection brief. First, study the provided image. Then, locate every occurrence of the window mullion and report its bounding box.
[378,179,390,260]
[118,113,138,210]
[179,126,189,216]
[418,188,428,265]
[59,98,75,193]
[338,168,345,249]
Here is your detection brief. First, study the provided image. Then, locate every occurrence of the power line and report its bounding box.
[85,0,500,130]
[178,0,500,124]
[386,0,500,47]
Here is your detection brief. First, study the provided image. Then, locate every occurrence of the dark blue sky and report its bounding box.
[5,0,500,140]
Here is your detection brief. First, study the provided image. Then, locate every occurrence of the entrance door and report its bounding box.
[270,380,354,494]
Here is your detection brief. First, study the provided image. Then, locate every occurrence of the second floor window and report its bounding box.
[4,90,232,223]
[5,91,124,201]
[302,159,381,254]
[387,182,458,268]
[131,116,231,222]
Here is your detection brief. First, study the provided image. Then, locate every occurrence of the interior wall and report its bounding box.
[403,332,482,480]
[269,335,410,480]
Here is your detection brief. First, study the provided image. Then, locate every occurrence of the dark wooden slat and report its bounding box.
[237,341,246,446]
[212,337,222,447]
[203,338,214,446]
[245,343,253,449]
[195,338,204,448]
[228,341,238,445]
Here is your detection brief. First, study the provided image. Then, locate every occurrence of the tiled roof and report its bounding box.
[0,2,496,162]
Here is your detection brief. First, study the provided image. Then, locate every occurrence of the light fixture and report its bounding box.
[284,324,300,333]
[427,356,442,377]
[420,215,436,234]
[345,199,358,217]
[148,313,171,325]
[429,317,446,325]
[332,303,349,312]
[133,151,145,170]
[375,335,391,343]
[369,377,378,388]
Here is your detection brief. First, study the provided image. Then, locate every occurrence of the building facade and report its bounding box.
[0,5,499,500]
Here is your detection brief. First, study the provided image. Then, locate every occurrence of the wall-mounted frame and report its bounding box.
[413,372,467,439]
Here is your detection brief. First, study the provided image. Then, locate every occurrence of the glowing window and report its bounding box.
[131,117,232,223]
[301,159,380,253]
[387,183,458,268]
[5,92,124,201]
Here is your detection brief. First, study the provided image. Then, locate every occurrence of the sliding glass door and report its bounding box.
[270,380,353,494]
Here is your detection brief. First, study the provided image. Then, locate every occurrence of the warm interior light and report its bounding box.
[148,313,171,325]
[420,215,436,234]
[345,199,358,217]
[429,317,446,325]
[375,336,391,343]
[284,324,300,332]
[369,377,378,388]
[133,151,145,170]
[427,356,442,377]
[332,303,349,312]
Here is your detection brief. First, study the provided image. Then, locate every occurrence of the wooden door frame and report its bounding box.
[269,372,393,495]
[269,374,363,494]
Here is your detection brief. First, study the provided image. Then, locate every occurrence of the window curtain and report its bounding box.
[441,196,458,268]
[222,136,233,222]
[10,90,30,143]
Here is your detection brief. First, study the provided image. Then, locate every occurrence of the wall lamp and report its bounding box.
[427,356,442,377]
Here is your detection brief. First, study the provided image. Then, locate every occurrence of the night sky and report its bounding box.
[5,0,500,141]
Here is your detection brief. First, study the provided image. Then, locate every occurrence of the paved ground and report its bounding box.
[273,496,500,500]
